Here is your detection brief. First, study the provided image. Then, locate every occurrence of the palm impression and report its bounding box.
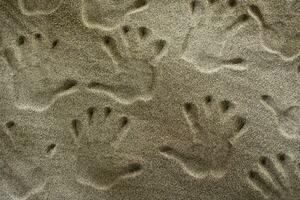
[159,96,247,179]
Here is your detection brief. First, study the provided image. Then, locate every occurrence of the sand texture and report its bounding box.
[0,0,299,199]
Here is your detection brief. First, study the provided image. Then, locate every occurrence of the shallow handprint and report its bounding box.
[86,25,167,104]
[261,95,300,139]
[248,153,300,199]
[71,106,143,191]
[182,0,250,73]
[159,96,247,179]
[247,3,300,61]
[0,122,46,200]
[1,33,78,111]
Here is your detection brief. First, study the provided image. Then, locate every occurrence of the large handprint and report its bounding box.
[86,25,167,104]
[159,96,247,179]
[71,105,143,191]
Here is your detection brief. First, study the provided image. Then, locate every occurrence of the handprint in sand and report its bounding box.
[159,96,247,179]
[71,106,143,191]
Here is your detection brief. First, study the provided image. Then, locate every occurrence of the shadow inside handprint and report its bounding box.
[71,106,143,191]
[248,153,300,199]
[159,96,246,179]
[0,122,46,200]
[81,0,148,31]
[86,25,167,104]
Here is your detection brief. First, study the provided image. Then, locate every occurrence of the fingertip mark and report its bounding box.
[259,156,267,166]
[120,116,129,128]
[87,107,96,122]
[277,153,286,162]
[184,102,193,112]
[236,116,246,131]
[122,25,130,34]
[51,39,59,48]
[138,27,150,38]
[104,106,112,118]
[71,119,80,137]
[34,33,42,40]
[62,79,77,91]
[205,95,212,104]
[17,35,26,46]
[159,145,173,153]
[220,100,233,112]
[134,0,148,8]
[227,0,237,7]
[5,121,15,129]
[46,143,56,154]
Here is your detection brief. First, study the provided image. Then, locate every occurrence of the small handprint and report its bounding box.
[159,96,247,179]
[86,25,167,104]
[0,122,46,200]
[71,106,143,191]
[248,153,300,199]
[81,0,148,31]
[1,33,78,111]
[261,95,300,139]
[182,0,250,73]
[18,0,62,16]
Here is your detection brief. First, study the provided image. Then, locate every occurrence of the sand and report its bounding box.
[0,0,299,199]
